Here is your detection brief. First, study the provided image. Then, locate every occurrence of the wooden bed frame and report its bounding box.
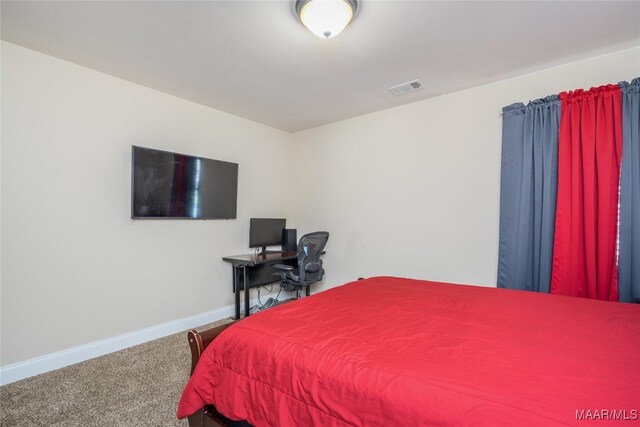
[186,322,240,427]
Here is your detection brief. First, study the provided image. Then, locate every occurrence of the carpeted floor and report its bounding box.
[0,318,233,426]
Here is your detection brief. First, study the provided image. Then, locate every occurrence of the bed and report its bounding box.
[177,276,640,426]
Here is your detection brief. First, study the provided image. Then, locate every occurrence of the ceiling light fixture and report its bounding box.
[295,0,357,39]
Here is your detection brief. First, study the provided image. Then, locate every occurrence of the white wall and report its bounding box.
[0,41,296,366]
[2,41,638,372]
[293,47,640,290]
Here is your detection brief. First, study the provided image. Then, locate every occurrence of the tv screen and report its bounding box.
[131,146,238,219]
[249,218,286,249]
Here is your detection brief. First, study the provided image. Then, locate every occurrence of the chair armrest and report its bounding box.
[273,264,294,271]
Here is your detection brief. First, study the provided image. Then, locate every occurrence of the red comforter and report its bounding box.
[177,277,640,426]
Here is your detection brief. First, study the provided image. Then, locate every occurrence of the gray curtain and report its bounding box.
[618,78,640,303]
[498,96,560,292]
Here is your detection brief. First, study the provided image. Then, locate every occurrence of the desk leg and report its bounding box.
[243,265,250,317]
[233,266,240,320]
[306,285,310,297]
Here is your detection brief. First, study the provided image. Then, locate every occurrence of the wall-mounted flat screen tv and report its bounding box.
[131,146,238,219]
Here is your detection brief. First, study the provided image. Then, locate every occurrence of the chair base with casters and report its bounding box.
[273,231,329,298]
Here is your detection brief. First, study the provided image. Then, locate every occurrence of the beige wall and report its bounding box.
[292,47,640,290]
[0,42,296,365]
[1,41,639,368]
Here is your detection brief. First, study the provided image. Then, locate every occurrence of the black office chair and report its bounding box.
[273,231,329,297]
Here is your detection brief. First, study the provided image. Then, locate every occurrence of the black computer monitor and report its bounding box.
[249,218,286,254]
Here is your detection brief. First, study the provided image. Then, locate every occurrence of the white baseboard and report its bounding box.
[0,289,288,386]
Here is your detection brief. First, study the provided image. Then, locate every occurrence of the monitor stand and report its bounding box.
[259,246,283,255]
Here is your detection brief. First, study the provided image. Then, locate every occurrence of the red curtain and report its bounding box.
[550,85,622,300]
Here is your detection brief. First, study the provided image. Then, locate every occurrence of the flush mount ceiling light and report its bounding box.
[295,0,358,39]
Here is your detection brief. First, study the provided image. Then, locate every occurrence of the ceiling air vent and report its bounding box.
[388,79,425,96]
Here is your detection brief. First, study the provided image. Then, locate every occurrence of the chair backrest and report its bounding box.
[297,231,329,285]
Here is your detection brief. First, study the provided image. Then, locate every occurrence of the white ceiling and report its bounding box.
[2,1,639,133]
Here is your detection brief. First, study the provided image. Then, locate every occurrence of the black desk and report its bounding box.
[222,251,298,319]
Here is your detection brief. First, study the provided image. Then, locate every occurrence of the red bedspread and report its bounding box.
[177,277,640,426]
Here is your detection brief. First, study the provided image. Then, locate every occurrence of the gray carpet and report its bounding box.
[0,318,233,426]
